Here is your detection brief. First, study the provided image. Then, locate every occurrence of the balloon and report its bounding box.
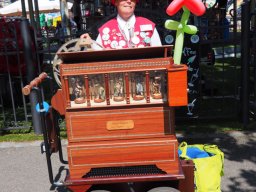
[166,0,206,16]
[184,0,206,16]
[165,7,195,64]
[183,25,198,34]
[165,22,197,35]
[165,2,203,64]
[173,28,184,65]
[165,20,180,31]
[166,0,184,16]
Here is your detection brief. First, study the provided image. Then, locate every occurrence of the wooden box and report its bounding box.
[53,46,188,179]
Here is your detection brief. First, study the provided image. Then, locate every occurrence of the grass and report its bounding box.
[0,130,44,142]
[0,120,67,142]
[0,127,67,142]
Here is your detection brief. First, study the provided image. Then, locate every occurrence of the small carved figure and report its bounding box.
[72,77,86,104]
[152,76,162,99]
[94,80,105,103]
[133,76,144,100]
[113,78,124,101]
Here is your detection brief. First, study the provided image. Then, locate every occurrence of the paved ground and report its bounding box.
[0,131,256,192]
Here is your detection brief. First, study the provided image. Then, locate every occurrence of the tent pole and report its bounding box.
[34,0,41,30]
[21,0,27,18]
[27,0,36,31]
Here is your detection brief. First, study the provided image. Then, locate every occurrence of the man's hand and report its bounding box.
[79,33,93,48]
[80,33,92,40]
[80,33,104,50]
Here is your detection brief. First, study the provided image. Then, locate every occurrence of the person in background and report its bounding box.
[55,21,65,44]
[80,0,162,49]
[72,0,82,30]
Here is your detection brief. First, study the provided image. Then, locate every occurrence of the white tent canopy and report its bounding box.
[0,0,73,16]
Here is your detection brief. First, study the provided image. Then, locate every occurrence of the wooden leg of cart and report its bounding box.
[178,160,195,192]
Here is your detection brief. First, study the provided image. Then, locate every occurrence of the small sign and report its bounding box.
[107,120,134,130]
[140,24,153,31]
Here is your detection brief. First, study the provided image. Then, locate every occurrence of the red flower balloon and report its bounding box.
[166,0,206,16]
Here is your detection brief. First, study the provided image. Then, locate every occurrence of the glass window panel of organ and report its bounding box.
[66,70,167,108]
[69,75,86,106]
[130,72,146,104]
[89,74,106,105]
[109,73,126,105]
[149,70,167,103]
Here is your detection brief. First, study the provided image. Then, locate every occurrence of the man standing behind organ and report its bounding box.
[80,0,163,102]
[80,0,162,49]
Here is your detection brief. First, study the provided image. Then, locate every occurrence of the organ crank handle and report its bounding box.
[22,72,48,95]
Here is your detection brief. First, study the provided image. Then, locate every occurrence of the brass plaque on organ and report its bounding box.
[106,120,134,130]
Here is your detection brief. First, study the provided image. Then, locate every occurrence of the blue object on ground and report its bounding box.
[36,102,50,113]
[178,147,212,159]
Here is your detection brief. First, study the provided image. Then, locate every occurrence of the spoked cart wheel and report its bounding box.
[53,38,82,87]
[147,187,180,192]
[52,38,97,87]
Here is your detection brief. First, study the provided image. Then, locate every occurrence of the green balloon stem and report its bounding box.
[173,7,190,65]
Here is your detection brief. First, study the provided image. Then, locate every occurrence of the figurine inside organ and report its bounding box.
[91,75,105,103]
[113,74,125,102]
[133,74,145,100]
[152,76,162,99]
[70,76,86,104]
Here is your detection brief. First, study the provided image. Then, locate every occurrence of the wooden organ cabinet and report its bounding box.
[52,45,189,190]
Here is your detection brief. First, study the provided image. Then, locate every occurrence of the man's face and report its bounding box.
[115,0,136,21]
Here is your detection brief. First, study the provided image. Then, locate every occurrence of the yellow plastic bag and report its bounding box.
[179,142,224,192]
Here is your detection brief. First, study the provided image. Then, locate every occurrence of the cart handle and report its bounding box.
[22,72,48,95]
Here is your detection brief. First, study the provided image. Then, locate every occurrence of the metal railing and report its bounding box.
[241,0,256,126]
[0,17,31,131]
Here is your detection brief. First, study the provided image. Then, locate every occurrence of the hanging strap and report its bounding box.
[179,141,191,160]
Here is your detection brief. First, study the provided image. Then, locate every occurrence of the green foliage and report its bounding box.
[0,127,67,142]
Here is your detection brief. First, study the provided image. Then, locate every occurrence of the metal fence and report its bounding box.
[0,17,32,131]
[241,1,256,126]
[194,4,241,120]
[0,1,244,132]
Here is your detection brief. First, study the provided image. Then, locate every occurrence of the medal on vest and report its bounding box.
[110,40,118,49]
[103,27,110,34]
[119,40,126,47]
[144,36,151,44]
[131,36,140,45]
[140,32,146,38]
[102,34,110,41]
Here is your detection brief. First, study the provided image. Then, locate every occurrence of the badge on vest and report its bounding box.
[140,24,153,32]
